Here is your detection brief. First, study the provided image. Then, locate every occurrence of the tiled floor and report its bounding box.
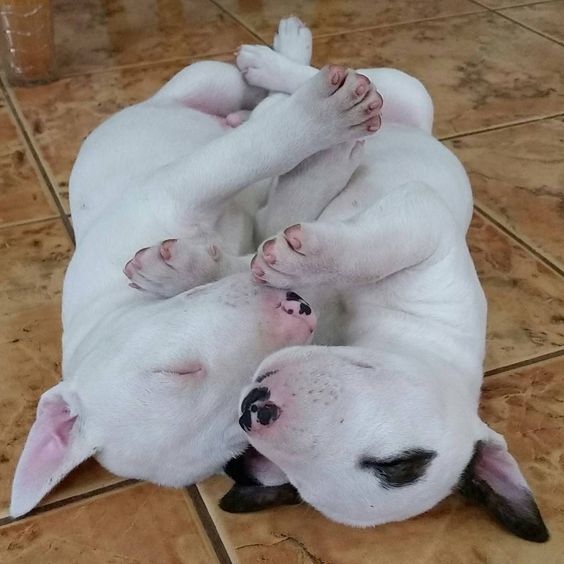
[0,0,563,562]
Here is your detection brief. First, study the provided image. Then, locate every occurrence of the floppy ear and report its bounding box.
[220,483,301,513]
[457,426,549,542]
[10,383,95,518]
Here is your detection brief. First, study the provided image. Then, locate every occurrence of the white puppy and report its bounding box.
[10,19,388,517]
[221,31,549,543]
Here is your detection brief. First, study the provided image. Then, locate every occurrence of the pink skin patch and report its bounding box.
[257,287,317,344]
[475,442,530,502]
[10,391,95,518]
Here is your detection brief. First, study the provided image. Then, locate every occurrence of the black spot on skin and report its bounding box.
[457,441,549,543]
[219,483,301,513]
[241,387,270,414]
[223,447,261,486]
[359,448,436,489]
[239,410,252,432]
[256,370,279,383]
[240,387,271,431]
[299,302,312,315]
[285,291,302,302]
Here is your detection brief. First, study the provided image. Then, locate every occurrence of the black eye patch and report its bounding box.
[359,448,437,489]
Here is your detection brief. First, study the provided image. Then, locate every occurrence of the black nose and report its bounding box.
[256,403,280,425]
[239,387,280,431]
[285,291,312,316]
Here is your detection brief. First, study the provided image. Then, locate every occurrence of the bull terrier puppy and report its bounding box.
[10,18,386,517]
[226,27,549,542]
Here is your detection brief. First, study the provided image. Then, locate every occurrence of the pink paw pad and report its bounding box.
[328,65,346,87]
[283,224,303,252]
[159,239,176,262]
[262,239,277,265]
[123,247,149,279]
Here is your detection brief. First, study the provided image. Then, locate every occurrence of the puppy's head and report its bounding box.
[237,346,548,542]
[10,274,316,517]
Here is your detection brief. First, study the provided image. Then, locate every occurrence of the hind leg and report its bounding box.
[151,60,267,116]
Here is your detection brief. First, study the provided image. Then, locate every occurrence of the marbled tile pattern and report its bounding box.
[501,1,564,44]
[198,358,564,564]
[0,220,119,518]
[2,0,564,561]
[468,214,564,370]
[311,12,564,137]
[448,117,564,272]
[53,0,255,76]
[214,0,484,39]
[0,99,56,226]
[0,484,219,563]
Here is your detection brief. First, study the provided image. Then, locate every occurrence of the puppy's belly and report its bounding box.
[70,104,230,235]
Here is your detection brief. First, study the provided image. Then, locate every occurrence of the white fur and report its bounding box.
[11,18,542,538]
[10,18,381,517]
[234,23,543,532]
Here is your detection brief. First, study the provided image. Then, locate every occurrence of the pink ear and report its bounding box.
[458,427,549,542]
[10,383,95,518]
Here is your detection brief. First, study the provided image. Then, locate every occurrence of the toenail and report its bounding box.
[253,265,265,277]
[135,247,149,259]
[356,85,366,96]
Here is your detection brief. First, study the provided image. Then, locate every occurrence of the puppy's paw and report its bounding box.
[251,224,333,288]
[292,66,383,144]
[273,16,312,66]
[123,239,221,298]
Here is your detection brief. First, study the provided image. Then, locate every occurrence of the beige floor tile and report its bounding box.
[447,116,564,272]
[0,221,119,518]
[0,220,70,316]
[53,0,255,76]
[215,0,483,39]
[310,12,564,137]
[501,0,564,43]
[0,96,57,226]
[198,357,564,564]
[11,57,228,213]
[469,214,564,371]
[0,483,219,563]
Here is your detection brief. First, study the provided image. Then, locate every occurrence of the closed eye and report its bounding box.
[359,448,437,489]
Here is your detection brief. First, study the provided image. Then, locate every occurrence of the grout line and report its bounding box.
[311,7,487,40]
[439,111,564,141]
[0,479,137,528]
[0,78,75,245]
[471,0,564,47]
[207,0,267,44]
[472,0,560,8]
[474,205,564,278]
[186,486,233,564]
[484,349,564,377]
[493,6,564,46]
[0,214,60,231]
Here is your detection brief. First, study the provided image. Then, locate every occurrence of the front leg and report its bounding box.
[255,139,368,242]
[144,66,382,222]
[252,183,456,289]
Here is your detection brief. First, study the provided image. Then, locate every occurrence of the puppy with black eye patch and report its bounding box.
[222,22,549,543]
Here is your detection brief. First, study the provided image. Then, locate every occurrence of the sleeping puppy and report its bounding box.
[10,19,386,517]
[223,32,549,543]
